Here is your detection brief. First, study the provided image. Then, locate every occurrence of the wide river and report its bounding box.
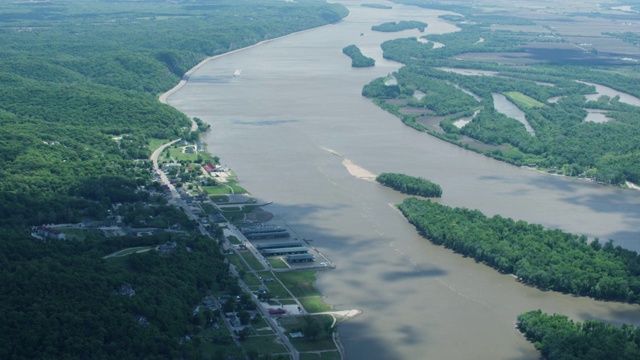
[165,2,640,359]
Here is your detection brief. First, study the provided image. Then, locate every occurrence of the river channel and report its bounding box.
[165,2,640,359]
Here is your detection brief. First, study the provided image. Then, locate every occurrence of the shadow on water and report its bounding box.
[560,191,640,218]
[577,306,640,327]
[380,268,447,282]
[339,320,406,360]
[231,119,298,126]
[396,325,423,345]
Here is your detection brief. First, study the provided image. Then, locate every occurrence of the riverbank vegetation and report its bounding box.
[517,310,640,360]
[372,20,428,32]
[342,44,376,67]
[376,172,442,197]
[0,0,348,357]
[398,197,640,303]
[363,4,640,185]
[362,3,393,9]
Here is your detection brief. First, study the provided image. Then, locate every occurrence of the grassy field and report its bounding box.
[268,258,289,269]
[197,326,241,359]
[227,235,242,245]
[148,138,170,152]
[227,254,249,273]
[62,228,103,241]
[104,246,157,258]
[240,335,288,356]
[239,250,265,271]
[276,271,321,298]
[168,147,199,161]
[300,352,341,360]
[299,297,331,313]
[250,315,272,332]
[203,185,234,195]
[243,273,263,287]
[265,280,292,299]
[504,91,545,108]
[279,315,336,352]
[200,202,218,215]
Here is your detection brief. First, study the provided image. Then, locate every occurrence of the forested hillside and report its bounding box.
[363,1,640,185]
[0,0,347,358]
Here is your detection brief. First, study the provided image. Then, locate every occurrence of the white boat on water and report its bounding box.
[233,69,242,77]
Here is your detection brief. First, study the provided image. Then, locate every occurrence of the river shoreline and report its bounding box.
[160,3,640,358]
[159,12,351,104]
[157,14,354,359]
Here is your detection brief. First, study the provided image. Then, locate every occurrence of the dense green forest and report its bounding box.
[342,44,375,67]
[376,172,442,197]
[0,233,241,359]
[363,5,640,185]
[0,0,347,230]
[517,310,640,360]
[371,20,428,32]
[398,197,640,303]
[0,0,348,357]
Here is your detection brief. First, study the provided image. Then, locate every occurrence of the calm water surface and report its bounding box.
[166,2,640,359]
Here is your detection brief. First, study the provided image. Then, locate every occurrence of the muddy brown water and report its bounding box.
[164,2,640,359]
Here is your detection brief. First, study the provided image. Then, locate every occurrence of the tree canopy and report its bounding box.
[398,197,640,303]
[517,310,640,360]
[376,172,442,197]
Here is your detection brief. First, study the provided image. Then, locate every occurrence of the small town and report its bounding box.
[32,136,356,360]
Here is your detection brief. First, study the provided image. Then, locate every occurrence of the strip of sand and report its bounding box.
[342,158,376,180]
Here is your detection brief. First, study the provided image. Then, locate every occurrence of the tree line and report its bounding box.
[342,44,375,67]
[398,197,640,303]
[376,172,442,197]
[372,20,428,32]
[517,310,640,360]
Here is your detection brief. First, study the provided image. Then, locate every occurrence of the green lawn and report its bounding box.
[239,251,265,271]
[300,351,341,360]
[61,228,103,241]
[276,271,321,298]
[250,314,272,332]
[203,185,234,195]
[243,273,262,287]
[227,235,242,245]
[148,138,170,152]
[279,316,336,352]
[197,325,240,359]
[168,147,199,161]
[299,297,331,313]
[200,203,218,215]
[504,91,545,108]
[227,254,249,273]
[265,280,292,299]
[268,258,289,269]
[240,335,288,355]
